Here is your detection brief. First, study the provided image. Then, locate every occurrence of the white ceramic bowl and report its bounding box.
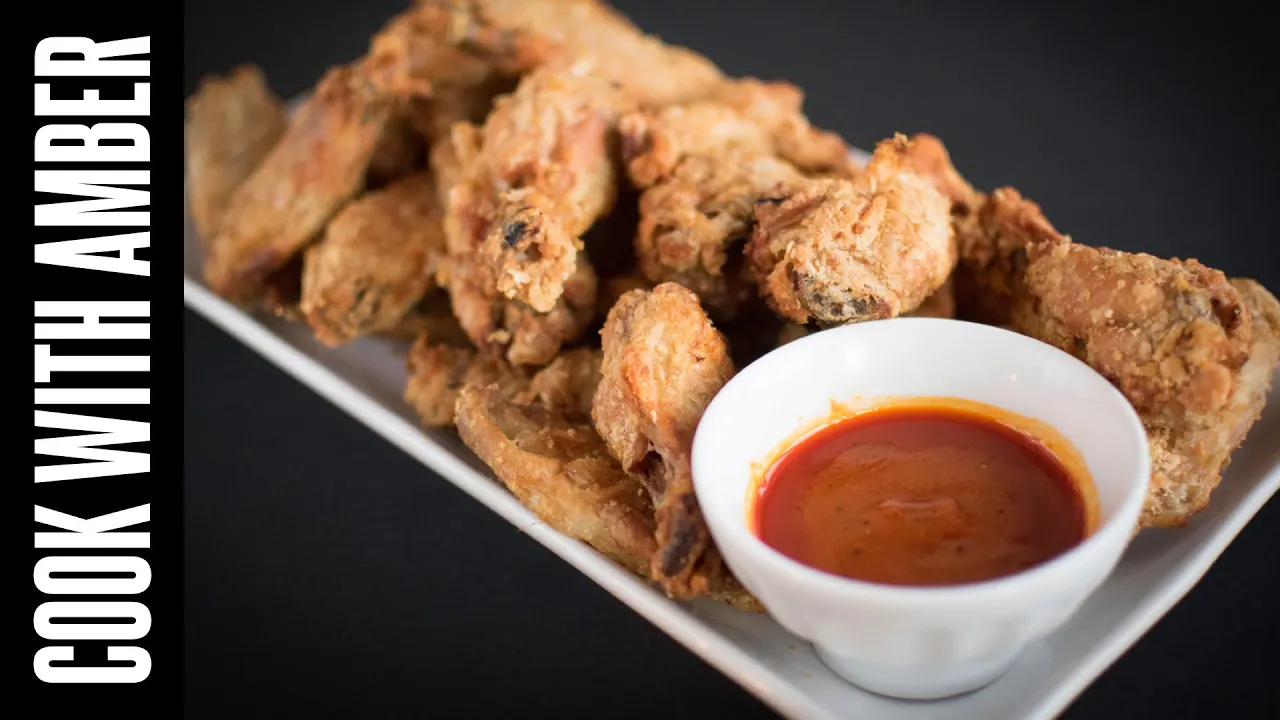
[692,318,1150,700]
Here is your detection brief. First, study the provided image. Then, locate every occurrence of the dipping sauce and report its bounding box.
[753,401,1091,587]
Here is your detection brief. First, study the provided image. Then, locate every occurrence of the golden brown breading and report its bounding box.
[1140,278,1279,528]
[185,65,287,240]
[902,132,980,210]
[618,80,854,317]
[1011,243,1277,528]
[461,64,634,312]
[521,347,602,421]
[204,65,397,303]
[442,250,599,366]
[635,152,808,318]
[429,122,484,233]
[365,4,499,99]
[300,172,446,346]
[746,134,956,324]
[953,187,1069,326]
[413,0,724,107]
[620,78,854,188]
[404,332,530,427]
[456,385,658,575]
[593,283,736,597]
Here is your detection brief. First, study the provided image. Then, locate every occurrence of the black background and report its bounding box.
[184,1,1280,717]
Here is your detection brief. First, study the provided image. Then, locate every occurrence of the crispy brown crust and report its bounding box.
[747,134,956,324]
[204,65,397,303]
[593,283,740,597]
[300,172,447,346]
[185,65,287,240]
[456,385,658,576]
[413,0,724,106]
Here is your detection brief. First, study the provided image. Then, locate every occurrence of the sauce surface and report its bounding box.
[753,404,1087,586]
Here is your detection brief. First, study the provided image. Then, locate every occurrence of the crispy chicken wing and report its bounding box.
[1013,242,1278,527]
[633,152,809,318]
[522,347,602,421]
[620,78,854,188]
[953,187,1069,325]
[443,250,599,366]
[593,283,736,597]
[619,80,854,317]
[413,0,724,106]
[460,64,633,312]
[185,65,287,241]
[746,134,956,324]
[300,172,447,345]
[404,330,530,427]
[204,65,397,303]
[456,385,657,575]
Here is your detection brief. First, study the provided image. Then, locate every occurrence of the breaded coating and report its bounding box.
[619,80,854,316]
[954,187,1069,326]
[443,251,598,366]
[430,122,484,232]
[620,78,854,188]
[902,132,980,210]
[522,347,602,421]
[300,172,446,346]
[204,65,397,303]
[593,283,737,597]
[413,0,724,106]
[635,152,808,317]
[404,332,530,427]
[460,64,634,312]
[185,65,287,240]
[746,134,956,324]
[946,163,1279,528]
[456,385,658,576]
[1013,243,1277,527]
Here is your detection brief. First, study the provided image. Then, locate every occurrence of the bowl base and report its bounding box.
[814,643,1021,700]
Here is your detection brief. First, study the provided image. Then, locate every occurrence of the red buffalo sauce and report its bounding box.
[752,400,1094,587]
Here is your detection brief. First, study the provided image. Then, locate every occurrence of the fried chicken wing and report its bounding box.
[404,331,530,427]
[443,251,598,366]
[634,152,808,317]
[185,65,287,240]
[456,385,657,575]
[593,283,736,596]
[204,65,397,303]
[522,347,602,421]
[413,0,723,106]
[300,172,446,346]
[1011,242,1279,527]
[620,79,854,188]
[746,134,956,324]
[618,80,854,317]
[953,187,1069,325]
[462,64,634,312]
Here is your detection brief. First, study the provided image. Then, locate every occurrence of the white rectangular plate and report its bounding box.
[184,158,1280,720]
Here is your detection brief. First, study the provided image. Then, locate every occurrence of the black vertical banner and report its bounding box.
[29,1,176,715]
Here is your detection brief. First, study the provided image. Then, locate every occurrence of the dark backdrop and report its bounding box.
[184,1,1280,717]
